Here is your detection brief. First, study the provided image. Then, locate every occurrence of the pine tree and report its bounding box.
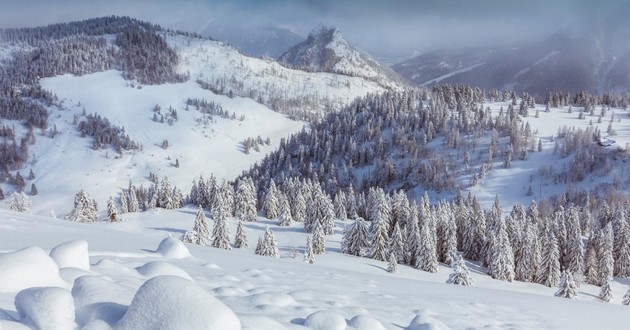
[277,194,293,226]
[341,217,370,257]
[292,187,306,222]
[255,236,263,255]
[387,252,398,273]
[159,177,175,209]
[447,254,474,286]
[584,231,600,285]
[68,190,97,223]
[260,227,279,258]
[437,203,457,266]
[370,202,390,261]
[555,271,578,299]
[404,206,420,265]
[304,236,316,264]
[263,179,279,219]
[120,190,129,214]
[487,218,515,282]
[235,177,257,222]
[334,191,348,220]
[128,188,139,213]
[599,275,613,302]
[211,200,231,250]
[614,213,630,277]
[313,222,326,254]
[388,222,404,262]
[599,224,614,286]
[191,205,209,245]
[8,192,31,213]
[416,217,438,273]
[106,195,118,222]
[622,287,630,305]
[538,230,561,287]
[234,220,248,248]
[565,207,584,280]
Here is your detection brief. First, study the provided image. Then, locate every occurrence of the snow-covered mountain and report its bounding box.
[394,8,630,95]
[200,23,304,58]
[278,26,407,89]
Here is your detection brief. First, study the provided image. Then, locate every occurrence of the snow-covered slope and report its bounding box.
[278,26,406,89]
[200,23,304,58]
[0,209,629,329]
[35,70,303,215]
[165,32,389,117]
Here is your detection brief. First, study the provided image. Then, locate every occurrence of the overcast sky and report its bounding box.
[0,0,626,59]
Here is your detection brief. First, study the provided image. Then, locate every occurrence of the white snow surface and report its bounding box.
[49,240,90,270]
[14,287,76,330]
[155,236,191,259]
[0,209,628,329]
[0,246,65,293]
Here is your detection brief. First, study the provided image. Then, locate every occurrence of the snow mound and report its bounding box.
[94,258,140,277]
[136,261,193,281]
[59,267,92,284]
[156,237,191,259]
[202,262,221,269]
[240,315,288,330]
[72,276,132,326]
[0,247,64,292]
[304,310,347,330]
[82,319,114,330]
[348,314,386,330]
[247,291,298,307]
[115,276,241,330]
[49,240,90,270]
[14,287,76,330]
[407,313,450,330]
[213,286,248,297]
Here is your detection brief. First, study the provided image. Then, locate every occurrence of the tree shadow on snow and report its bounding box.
[290,318,305,326]
[148,227,186,235]
[366,263,387,272]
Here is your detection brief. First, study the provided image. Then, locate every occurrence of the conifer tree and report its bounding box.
[341,217,370,257]
[565,207,584,279]
[255,236,263,255]
[235,177,257,222]
[584,231,600,285]
[263,227,279,258]
[599,275,613,302]
[68,190,97,223]
[447,254,474,286]
[388,222,404,262]
[234,220,248,248]
[263,179,279,219]
[277,194,293,226]
[313,222,326,254]
[622,287,630,305]
[614,213,630,277]
[404,206,420,265]
[128,188,139,213]
[304,236,316,264]
[211,204,231,250]
[387,252,398,273]
[487,218,515,282]
[191,205,209,245]
[370,203,390,261]
[292,187,306,222]
[106,195,118,222]
[555,271,578,299]
[334,191,348,220]
[416,218,438,273]
[599,224,614,286]
[515,221,539,282]
[538,230,561,287]
[8,192,31,213]
[438,203,457,266]
[120,190,129,214]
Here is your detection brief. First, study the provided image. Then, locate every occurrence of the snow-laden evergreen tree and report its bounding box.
[235,177,257,222]
[159,177,175,209]
[119,190,129,214]
[220,180,235,217]
[211,202,231,250]
[68,190,97,223]
[190,205,209,245]
[463,199,486,261]
[387,252,398,273]
[437,202,457,266]
[565,206,584,280]
[623,287,630,305]
[555,270,578,299]
[106,195,118,222]
[277,193,293,226]
[599,223,614,286]
[262,227,279,258]
[234,220,248,248]
[370,196,391,261]
[341,217,370,257]
[8,192,31,213]
[614,211,630,277]
[416,217,438,273]
[291,186,306,222]
[305,186,335,234]
[263,179,279,219]
[584,231,600,285]
[334,191,348,220]
[304,236,316,264]
[128,188,139,213]
[515,221,540,282]
[487,218,515,282]
[312,222,326,254]
[255,236,263,255]
[599,275,613,302]
[388,222,404,262]
[390,190,410,233]
[538,230,561,287]
[404,205,420,265]
[447,254,474,286]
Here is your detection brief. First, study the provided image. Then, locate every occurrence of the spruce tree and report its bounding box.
[538,230,561,287]
[304,236,316,264]
[370,203,390,262]
[387,252,398,273]
[438,203,457,266]
[584,231,600,285]
[555,271,578,299]
[447,254,474,286]
[599,224,614,286]
[487,218,515,282]
[599,275,613,302]
[313,222,326,254]
[211,204,231,250]
[235,177,257,222]
[263,179,279,219]
[614,214,630,277]
[234,220,248,248]
[404,206,420,265]
[192,205,209,245]
[106,196,118,222]
[622,287,630,305]
[277,194,293,227]
[341,217,370,257]
[334,191,348,220]
[68,190,97,223]
[128,188,139,213]
[388,222,404,262]
[8,192,31,213]
[263,227,279,258]
[120,190,129,214]
[416,218,438,273]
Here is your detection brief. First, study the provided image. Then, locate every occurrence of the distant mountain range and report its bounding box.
[393,9,630,96]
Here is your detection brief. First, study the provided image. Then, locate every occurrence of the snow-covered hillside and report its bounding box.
[0,209,629,329]
[34,70,303,215]
[165,33,389,117]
